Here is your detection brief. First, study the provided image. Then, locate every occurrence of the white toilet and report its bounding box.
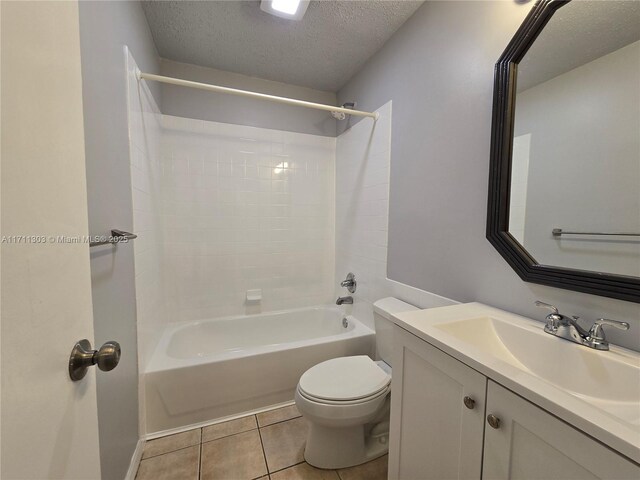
[295,297,419,469]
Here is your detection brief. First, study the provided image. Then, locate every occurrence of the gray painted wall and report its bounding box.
[78,2,160,478]
[160,59,338,137]
[337,1,640,351]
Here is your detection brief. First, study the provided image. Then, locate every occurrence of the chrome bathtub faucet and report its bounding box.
[535,301,629,351]
[336,296,353,305]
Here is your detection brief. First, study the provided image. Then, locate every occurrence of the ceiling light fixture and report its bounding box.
[260,0,309,21]
[273,0,300,15]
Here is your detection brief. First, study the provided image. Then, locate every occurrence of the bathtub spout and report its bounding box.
[336,296,353,305]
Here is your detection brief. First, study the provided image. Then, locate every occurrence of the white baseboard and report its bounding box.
[124,438,146,480]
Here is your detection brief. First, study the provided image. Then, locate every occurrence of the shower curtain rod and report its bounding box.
[138,71,379,120]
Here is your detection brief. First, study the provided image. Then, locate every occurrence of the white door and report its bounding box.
[1,1,102,478]
[389,326,487,480]
[482,381,639,480]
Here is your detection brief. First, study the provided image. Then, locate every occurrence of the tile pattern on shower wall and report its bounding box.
[335,102,392,329]
[127,52,167,376]
[160,116,336,322]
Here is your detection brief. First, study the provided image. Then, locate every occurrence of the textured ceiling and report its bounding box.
[142,0,424,92]
[518,0,640,92]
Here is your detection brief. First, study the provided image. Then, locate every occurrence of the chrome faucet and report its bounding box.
[336,296,353,305]
[535,301,629,351]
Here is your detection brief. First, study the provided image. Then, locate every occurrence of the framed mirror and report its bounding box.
[487,0,640,302]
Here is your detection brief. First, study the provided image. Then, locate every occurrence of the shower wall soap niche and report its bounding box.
[246,289,262,303]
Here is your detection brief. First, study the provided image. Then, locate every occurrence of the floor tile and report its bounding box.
[136,445,199,480]
[257,405,301,427]
[260,416,309,472]
[337,455,388,480]
[142,429,201,459]
[200,429,268,480]
[271,462,339,480]
[203,414,258,443]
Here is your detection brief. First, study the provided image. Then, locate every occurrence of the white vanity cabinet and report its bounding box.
[483,381,639,480]
[389,325,640,480]
[388,325,487,480]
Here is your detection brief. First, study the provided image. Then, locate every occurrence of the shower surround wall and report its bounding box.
[335,102,392,328]
[159,118,336,323]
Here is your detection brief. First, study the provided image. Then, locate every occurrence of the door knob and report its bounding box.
[69,339,121,381]
[487,414,501,429]
[463,396,476,409]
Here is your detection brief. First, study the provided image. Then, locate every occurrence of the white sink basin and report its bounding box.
[390,303,640,462]
[435,315,640,424]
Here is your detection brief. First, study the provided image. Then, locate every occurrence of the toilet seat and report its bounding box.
[297,383,390,406]
[298,356,391,404]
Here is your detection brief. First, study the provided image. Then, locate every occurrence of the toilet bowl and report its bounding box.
[295,355,391,469]
[294,298,419,469]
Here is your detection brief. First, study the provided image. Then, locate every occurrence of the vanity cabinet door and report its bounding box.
[389,326,487,480]
[483,381,639,480]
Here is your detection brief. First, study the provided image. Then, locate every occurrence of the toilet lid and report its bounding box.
[298,356,391,402]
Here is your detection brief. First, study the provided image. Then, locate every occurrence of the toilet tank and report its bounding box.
[373,297,419,366]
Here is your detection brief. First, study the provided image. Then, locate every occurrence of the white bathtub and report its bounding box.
[144,306,375,434]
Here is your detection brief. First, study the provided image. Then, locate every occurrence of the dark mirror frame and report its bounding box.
[486,0,640,303]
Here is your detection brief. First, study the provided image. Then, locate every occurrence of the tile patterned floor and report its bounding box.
[136,404,388,480]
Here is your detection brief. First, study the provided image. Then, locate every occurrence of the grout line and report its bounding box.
[198,427,203,480]
[139,443,201,461]
[255,414,271,475]
[200,426,258,444]
[266,460,306,476]
[151,409,271,447]
[257,414,302,429]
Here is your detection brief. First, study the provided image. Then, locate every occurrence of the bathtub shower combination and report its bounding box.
[146,307,374,432]
[127,52,393,436]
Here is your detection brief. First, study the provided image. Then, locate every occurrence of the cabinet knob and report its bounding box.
[487,414,501,429]
[463,396,475,409]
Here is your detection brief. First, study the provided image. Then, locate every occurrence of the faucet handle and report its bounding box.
[340,272,356,293]
[535,301,564,332]
[589,318,630,341]
[535,301,559,314]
